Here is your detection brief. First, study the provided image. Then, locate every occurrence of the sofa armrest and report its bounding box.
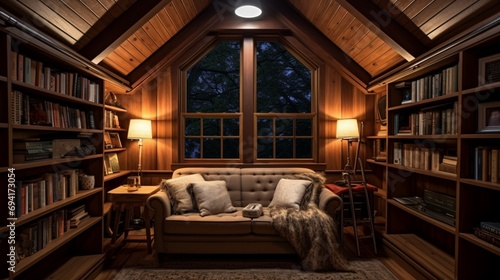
[147,190,172,217]
[318,188,342,218]
[147,191,171,253]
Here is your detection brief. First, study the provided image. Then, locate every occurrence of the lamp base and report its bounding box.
[127,185,138,192]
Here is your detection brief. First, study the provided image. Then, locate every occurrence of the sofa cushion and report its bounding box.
[164,209,252,235]
[268,178,310,210]
[251,208,280,235]
[162,173,205,214]
[192,180,237,217]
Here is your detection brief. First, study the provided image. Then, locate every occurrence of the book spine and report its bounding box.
[474,228,500,247]
[480,222,500,235]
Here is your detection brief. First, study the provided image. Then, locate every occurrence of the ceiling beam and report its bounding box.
[336,0,426,61]
[268,0,371,89]
[79,0,171,64]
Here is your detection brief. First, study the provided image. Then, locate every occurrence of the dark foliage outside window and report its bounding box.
[183,40,314,160]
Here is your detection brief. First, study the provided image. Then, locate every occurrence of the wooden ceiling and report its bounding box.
[0,0,499,91]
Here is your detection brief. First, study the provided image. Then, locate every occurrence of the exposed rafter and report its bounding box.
[80,0,171,64]
[336,0,426,61]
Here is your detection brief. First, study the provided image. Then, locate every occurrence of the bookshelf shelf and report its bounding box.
[104,170,132,182]
[460,178,500,191]
[13,217,101,276]
[105,104,127,113]
[388,199,455,233]
[388,92,459,111]
[11,154,103,170]
[12,124,102,133]
[460,233,500,256]
[3,188,101,230]
[387,164,457,180]
[383,233,454,280]
[366,158,386,166]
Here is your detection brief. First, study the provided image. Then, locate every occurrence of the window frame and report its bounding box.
[179,35,319,164]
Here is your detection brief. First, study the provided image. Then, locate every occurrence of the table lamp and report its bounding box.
[127,119,152,190]
[336,118,359,173]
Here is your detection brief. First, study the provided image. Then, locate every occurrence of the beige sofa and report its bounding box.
[146,167,342,255]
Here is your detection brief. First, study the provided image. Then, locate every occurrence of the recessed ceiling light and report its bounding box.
[235,1,262,18]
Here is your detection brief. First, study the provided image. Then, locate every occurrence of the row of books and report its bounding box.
[472,146,500,183]
[10,50,100,103]
[393,142,457,174]
[13,139,52,163]
[474,221,500,247]
[396,64,458,104]
[104,110,121,129]
[14,170,85,217]
[15,205,89,262]
[393,102,457,135]
[11,90,96,129]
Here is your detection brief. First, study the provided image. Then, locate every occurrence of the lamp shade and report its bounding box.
[127,119,152,139]
[235,0,262,18]
[336,119,359,139]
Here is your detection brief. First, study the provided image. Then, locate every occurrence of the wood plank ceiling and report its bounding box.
[0,0,499,90]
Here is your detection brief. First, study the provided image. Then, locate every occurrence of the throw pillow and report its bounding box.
[191,180,236,217]
[269,178,311,210]
[163,173,205,214]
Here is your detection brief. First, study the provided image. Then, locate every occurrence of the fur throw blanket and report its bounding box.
[270,173,350,272]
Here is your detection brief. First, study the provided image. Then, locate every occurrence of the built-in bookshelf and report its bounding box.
[0,28,105,279]
[374,24,500,279]
[102,97,132,251]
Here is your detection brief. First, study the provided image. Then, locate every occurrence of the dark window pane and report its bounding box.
[223,118,239,136]
[276,118,293,136]
[257,138,273,158]
[185,118,200,136]
[223,138,239,158]
[203,118,220,136]
[296,138,312,158]
[203,138,220,158]
[296,118,312,136]
[187,41,240,113]
[257,118,273,136]
[256,41,311,113]
[185,138,200,158]
[276,138,293,158]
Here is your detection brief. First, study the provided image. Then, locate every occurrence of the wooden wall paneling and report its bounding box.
[156,67,173,170]
[141,79,158,172]
[323,66,343,172]
[123,88,143,173]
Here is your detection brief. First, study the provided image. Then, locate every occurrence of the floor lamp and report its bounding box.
[336,119,359,176]
[127,119,152,191]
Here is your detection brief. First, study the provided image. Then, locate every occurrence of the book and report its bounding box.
[474,227,500,247]
[439,162,457,174]
[480,221,500,236]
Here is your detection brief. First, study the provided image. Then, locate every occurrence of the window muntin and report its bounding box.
[182,39,315,162]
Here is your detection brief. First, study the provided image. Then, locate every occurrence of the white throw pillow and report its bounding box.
[191,180,236,217]
[269,178,311,210]
[163,173,205,214]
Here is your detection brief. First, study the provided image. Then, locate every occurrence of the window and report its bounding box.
[182,38,315,162]
[184,41,241,159]
[255,41,314,159]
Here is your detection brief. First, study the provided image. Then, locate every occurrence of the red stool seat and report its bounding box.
[325,183,377,195]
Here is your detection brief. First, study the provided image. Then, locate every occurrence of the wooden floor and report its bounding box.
[95,222,413,280]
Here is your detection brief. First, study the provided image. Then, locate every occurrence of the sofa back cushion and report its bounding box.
[173,167,243,206]
[240,168,315,206]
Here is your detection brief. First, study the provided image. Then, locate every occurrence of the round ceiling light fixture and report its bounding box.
[234,0,262,18]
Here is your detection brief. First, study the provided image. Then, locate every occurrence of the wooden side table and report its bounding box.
[107,185,160,254]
